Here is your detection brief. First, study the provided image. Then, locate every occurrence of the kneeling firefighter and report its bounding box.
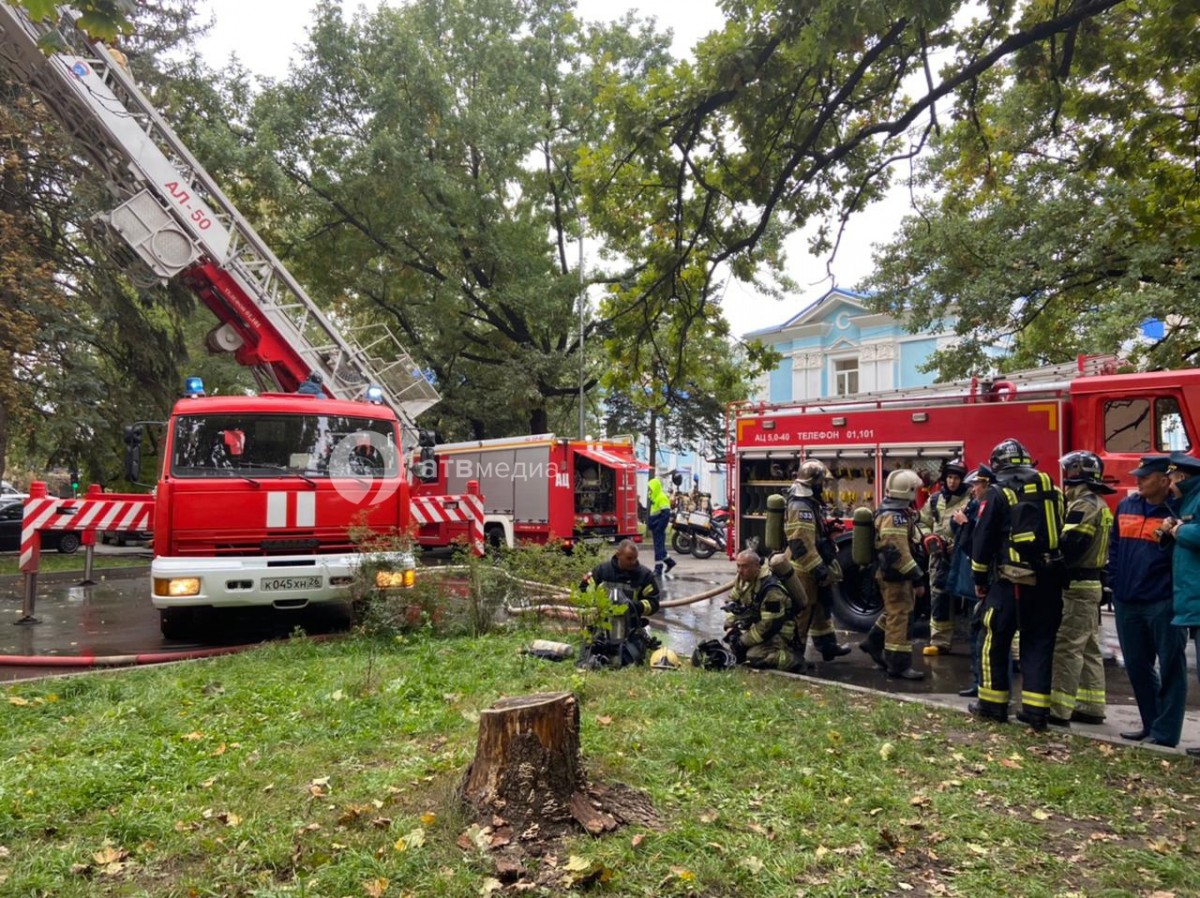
[723,549,804,672]
[859,470,927,680]
[578,540,661,668]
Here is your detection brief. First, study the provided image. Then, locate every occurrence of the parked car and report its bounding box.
[100,529,153,547]
[0,499,81,554]
[1,480,27,501]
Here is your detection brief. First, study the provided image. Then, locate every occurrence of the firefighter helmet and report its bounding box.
[1060,450,1103,484]
[884,469,924,502]
[990,438,1033,471]
[942,458,968,479]
[691,639,738,670]
[790,460,829,497]
[649,647,682,670]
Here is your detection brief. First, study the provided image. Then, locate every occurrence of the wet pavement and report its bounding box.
[4,548,1200,755]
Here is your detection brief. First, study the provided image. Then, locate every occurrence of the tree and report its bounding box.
[15,0,134,43]
[581,0,1129,398]
[865,0,1200,376]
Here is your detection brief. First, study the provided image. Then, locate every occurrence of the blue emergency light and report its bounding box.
[366,385,384,404]
[184,376,206,397]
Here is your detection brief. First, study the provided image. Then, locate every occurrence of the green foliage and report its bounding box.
[18,0,135,43]
[865,0,1200,377]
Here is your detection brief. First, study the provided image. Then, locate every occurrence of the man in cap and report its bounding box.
[1108,455,1185,746]
[1162,452,1200,755]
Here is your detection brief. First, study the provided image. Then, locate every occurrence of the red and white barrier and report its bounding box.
[20,483,154,573]
[410,492,484,556]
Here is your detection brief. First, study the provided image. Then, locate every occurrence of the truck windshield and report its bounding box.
[171,413,399,479]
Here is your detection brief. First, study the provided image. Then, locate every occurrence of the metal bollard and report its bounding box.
[81,543,96,586]
[17,571,38,624]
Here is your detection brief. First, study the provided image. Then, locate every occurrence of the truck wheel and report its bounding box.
[56,533,81,555]
[830,535,882,632]
[160,608,195,641]
[671,530,693,555]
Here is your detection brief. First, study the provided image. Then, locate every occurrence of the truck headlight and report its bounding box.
[375,569,416,589]
[154,577,201,597]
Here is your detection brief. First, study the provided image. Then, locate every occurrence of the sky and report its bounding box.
[193,0,913,339]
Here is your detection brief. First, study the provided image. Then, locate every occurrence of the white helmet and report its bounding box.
[790,460,829,497]
[884,469,923,503]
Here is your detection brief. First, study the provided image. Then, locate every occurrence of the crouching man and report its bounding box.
[723,550,804,672]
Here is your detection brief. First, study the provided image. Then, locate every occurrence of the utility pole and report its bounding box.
[578,231,586,440]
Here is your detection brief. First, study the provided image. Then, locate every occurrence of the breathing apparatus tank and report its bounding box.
[769,551,809,611]
[765,493,787,553]
[851,505,875,567]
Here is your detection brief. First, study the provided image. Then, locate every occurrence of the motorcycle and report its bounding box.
[670,502,729,560]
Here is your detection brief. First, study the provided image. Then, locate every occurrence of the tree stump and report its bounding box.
[460,692,582,828]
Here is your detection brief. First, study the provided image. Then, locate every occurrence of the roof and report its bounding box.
[742,287,874,339]
[170,394,399,419]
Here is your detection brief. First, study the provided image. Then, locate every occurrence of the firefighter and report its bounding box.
[1047,451,1115,726]
[723,549,804,672]
[646,470,676,579]
[859,469,927,680]
[578,540,661,668]
[920,458,970,655]
[785,461,852,662]
[969,438,1065,731]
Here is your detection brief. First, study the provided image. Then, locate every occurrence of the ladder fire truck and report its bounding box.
[410,434,641,550]
[0,4,481,636]
[727,355,1200,631]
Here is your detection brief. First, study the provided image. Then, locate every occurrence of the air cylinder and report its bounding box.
[851,505,876,567]
[765,493,786,553]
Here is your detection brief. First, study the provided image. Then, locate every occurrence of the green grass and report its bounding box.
[0,554,147,576]
[3,628,1199,897]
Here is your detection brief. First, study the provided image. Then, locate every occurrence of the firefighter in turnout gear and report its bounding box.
[969,438,1066,731]
[920,458,970,655]
[723,550,804,672]
[859,469,927,680]
[1048,451,1115,726]
[785,461,852,662]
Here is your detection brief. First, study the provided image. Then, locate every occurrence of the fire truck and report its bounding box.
[410,434,640,550]
[727,355,1200,631]
[0,5,471,637]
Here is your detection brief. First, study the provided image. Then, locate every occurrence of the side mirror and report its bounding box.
[412,460,437,482]
[123,424,144,482]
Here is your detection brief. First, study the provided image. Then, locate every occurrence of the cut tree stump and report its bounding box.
[460,692,583,828]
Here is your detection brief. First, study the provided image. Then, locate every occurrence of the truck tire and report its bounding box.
[829,534,882,632]
[671,530,694,555]
[160,607,195,641]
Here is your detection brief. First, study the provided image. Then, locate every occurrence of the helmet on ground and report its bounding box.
[691,639,737,671]
[942,458,968,479]
[884,469,923,502]
[990,438,1032,470]
[649,647,682,670]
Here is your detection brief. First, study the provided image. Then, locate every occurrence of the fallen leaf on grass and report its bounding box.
[479,877,503,895]
[880,742,895,760]
[669,866,696,881]
[814,846,829,860]
[1031,809,1051,821]
[739,856,764,874]
[966,843,989,856]
[216,812,240,827]
[596,715,613,726]
[631,834,645,848]
[181,731,204,741]
[698,809,718,824]
[362,877,389,897]
[394,828,425,851]
[339,804,375,825]
[421,812,437,826]
[999,758,1022,769]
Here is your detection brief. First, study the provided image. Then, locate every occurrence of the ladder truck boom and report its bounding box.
[0,3,438,435]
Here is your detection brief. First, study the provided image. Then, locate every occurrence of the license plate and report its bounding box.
[260,575,322,592]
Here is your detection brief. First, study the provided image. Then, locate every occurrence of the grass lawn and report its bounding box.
[3,628,1198,897]
[0,554,146,577]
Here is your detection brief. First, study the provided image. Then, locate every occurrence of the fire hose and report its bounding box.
[503,579,735,617]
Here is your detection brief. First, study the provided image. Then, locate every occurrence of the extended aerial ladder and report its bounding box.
[0,3,439,437]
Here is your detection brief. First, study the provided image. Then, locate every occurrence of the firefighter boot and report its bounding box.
[969,700,1009,724]
[859,625,886,670]
[885,649,925,680]
[816,634,852,662]
[1016,708,1049,733]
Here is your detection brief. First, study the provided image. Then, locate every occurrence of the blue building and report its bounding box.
[744,288,957,403]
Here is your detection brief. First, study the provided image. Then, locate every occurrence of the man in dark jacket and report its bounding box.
[578,540,661,668]
[580,540,662,618]
[1111,456,1187,745]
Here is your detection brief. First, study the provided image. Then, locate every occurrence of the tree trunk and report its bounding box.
[460,692,585,828]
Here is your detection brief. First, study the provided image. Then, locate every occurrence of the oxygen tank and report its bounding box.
[852,505,875,567]
[765,493,787,552]
[769,551,809,611]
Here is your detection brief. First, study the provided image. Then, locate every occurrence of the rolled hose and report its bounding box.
[504,578,735,617]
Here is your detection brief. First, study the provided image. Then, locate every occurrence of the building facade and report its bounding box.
[745,288,957,403]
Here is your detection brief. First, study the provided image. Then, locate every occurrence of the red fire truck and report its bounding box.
[0,5,469,636]
[410,434,640,549]
[727,355,1200,630]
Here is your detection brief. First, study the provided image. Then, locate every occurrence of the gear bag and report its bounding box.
[999,470,1064,585]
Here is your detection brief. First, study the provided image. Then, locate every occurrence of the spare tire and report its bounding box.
[829,534,882,632]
